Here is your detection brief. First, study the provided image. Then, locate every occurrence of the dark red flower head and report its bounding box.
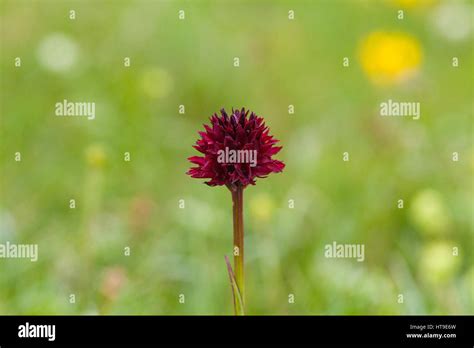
[187,108,285,188]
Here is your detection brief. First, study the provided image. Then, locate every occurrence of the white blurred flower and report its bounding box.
[431,2,473,42]
[0,210,16,240]
[287,127,320,172]
[37,33,79,73]
[176,197,224,235]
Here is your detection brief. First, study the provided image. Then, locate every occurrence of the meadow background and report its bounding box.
[0,0,472,315]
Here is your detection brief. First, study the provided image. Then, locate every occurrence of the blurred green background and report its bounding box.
[0,0,472,315]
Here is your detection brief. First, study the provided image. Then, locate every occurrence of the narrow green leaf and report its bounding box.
[224,255,245,315]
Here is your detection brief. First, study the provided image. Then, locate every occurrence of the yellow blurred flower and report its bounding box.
[249,193,275,223]
[85,144,107,169]
[392,0,436,9]
[419,241,460,285]
[139,67,173,99]
[410,189,450,236]
[359,31,422,85]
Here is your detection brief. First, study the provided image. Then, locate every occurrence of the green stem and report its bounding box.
[231,185,245,314]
